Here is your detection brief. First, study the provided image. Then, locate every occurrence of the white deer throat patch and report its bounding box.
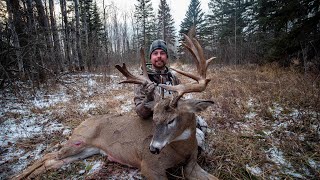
[172,129,192,142]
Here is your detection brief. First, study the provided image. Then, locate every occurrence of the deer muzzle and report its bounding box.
[149,145,160,154]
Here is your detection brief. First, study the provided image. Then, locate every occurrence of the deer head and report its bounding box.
[115,33,216,154]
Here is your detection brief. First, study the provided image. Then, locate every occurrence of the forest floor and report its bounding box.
[0,63,319,179]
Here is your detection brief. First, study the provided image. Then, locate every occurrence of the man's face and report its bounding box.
[150,49,168,70]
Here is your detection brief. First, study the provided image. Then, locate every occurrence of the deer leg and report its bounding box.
[140,160,168,180]
[184,160,219,180]
[13,144,101,180]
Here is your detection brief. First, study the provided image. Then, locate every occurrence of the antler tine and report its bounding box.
[115,48,151,85]
[140,48,150,81]
[159,32,215,107]
[182,34,201,72]
[192,37,207,77]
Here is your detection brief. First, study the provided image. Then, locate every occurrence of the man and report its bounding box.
[134,39,208,151]
[134,40,179,119]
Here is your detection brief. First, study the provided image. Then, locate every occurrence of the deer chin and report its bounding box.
[149,138,169,155]
[149,129,192,154]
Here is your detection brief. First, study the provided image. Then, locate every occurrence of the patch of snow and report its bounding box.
[298,135,305,141]
[87,160,104,174]
[269,103,283,119]
[115,95,126,100]
[308,158,320,169]
[121,100,133,113]
[184,94,193,99]
[62,128,72,136]
[265,146,305,179]
[32,93,70,109]
[246,164,262,176]
[0,115,69,178]
[109,169,142,180]
[1,102,31,117]
[87,78,97,87]
[79,169,86,175]
[247,98,255,107]
[263,130,272,136]
[266,146,288,166]
[79,102,97,112]
[245,112,257,119]
[244,98,258,120]
[285,171,304,179]
[288,109,300,119]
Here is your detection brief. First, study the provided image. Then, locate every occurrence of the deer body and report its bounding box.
[15,101,216,180]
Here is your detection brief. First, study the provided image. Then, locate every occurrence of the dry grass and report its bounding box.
[3,63,319,179]
[196,63,320,179]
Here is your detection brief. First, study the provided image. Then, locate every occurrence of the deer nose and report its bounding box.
[149,146,160,154]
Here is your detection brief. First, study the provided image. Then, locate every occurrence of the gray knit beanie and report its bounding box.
[149,40,168,58]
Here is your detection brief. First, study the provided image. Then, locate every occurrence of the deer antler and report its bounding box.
[115,48,151,85]
[159,33,216,107]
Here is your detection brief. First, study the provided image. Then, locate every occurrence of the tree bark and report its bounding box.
[74,0,84,71]
[49,0,65,72]
[60,0,72,71]
[6,0,25,79]
[34,0,53,80]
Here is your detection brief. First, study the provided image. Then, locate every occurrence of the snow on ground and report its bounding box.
[0,73,137,179]
[1,70,319,179]
[241,98,320,178]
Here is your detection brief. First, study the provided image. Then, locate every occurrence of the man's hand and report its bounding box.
[143,82,156,101]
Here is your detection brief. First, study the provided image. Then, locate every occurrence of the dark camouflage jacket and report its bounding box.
[134,65,180,119]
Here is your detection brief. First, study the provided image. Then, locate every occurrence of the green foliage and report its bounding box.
[206,0,320,67]
[157,0,176,47]
[179,0,206,38]
[256,0,320,65]
[134,0,157,52]
[79,0,103,41]
[179,0,206,57]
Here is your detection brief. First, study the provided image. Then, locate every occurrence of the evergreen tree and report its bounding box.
[206,0,255,64]
[179,0,206,42]
[207,0,247,43]
[134,0,157,52]
[256,0,320,66]
[178,0,207,61]
[78,0,104,70]
[91,2,103,39]
[157,0,176,48]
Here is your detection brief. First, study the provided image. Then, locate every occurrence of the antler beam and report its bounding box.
[115,48,151,85]
[159,33,216,107]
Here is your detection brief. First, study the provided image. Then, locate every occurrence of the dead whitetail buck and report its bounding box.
[13,34,217,180]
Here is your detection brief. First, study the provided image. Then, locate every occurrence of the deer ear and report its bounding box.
[179,100,214,113]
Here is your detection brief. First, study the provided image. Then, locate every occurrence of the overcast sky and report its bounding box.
[100,0,210,30]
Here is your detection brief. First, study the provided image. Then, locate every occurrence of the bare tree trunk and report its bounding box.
[49,0,65,72]
[6,0,24,78]
[74,0,84,71]
[25,0,35,32]
[80,2,89,70]
[60,0,72,71]
[34,0,53,81]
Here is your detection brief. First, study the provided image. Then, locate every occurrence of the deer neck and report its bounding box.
[170,113,197,147]
[168,127,198,157]
[172,127,196,142]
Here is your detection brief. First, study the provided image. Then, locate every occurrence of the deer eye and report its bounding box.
[167,119,175,125]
